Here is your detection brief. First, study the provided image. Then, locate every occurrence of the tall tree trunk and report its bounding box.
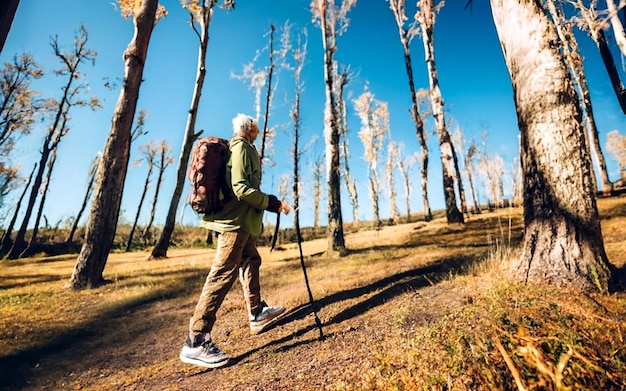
[68,0,159,288]
[317,0,346,253]
[388,0,432,222]
[338,71,359,228]
[0,162,35,257]
[150,2,217,260]
[418,0,463,224]
[547,0,612,194]
[490,0,613,292]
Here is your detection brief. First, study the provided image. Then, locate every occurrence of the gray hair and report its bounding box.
[232,113,257,136]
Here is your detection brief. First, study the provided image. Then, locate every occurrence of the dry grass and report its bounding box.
[0,196,625,390]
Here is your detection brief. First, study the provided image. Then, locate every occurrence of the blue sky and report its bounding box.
[2,0,625,230]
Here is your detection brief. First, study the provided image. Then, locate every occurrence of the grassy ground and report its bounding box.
[1,196,625,390]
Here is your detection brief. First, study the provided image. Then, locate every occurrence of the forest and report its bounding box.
[1,0,626,388]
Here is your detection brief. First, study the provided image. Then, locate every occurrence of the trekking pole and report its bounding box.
[294,215,324,340]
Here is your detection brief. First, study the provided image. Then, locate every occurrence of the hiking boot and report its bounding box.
[179,337,230,368]
[249,300,285,335]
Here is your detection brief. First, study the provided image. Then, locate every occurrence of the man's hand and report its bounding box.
[279,200,291,215]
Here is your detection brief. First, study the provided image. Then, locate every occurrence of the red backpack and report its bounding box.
[187,137,231,214]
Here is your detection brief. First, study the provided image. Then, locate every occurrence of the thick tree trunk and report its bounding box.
[150,4,213,260]
[490,0,613,292]
[68,0,159,289]
[319,0,345,253]
[418,0,463,224]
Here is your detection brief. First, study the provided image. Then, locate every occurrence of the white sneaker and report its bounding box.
[179,337,230,368]
[249,301,285,334]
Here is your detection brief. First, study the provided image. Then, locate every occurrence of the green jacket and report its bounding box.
[200,136,271,236]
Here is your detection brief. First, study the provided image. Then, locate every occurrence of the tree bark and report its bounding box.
[418,0,463,224]
[127,160,153,252]
[546,0,612,194]
[68,0,159,288]
[66,154,99,244]
[317,0,346,253]
[388,0,432,221]
[490,0,613,292]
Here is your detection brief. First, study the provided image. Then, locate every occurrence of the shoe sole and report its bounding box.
[250,308,286,335]
[179,353,230,369]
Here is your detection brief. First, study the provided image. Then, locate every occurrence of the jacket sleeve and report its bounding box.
[229,141,269,210]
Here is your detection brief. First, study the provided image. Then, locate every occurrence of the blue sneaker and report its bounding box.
[179,337,230,368]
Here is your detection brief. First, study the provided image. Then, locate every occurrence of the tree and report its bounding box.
[416,0,463,224]
[149,0,231,260]
[355,87,389,228]
[336,68,359,228]
[452,127,481,214]
[606,130,626,183]
[386,140,400,224]
[0,53,43,192]
[396,143,419,222]
[67,0,164,289]
[387,0,433,221]
[546,0,612,194]
[0,162,34,257]
[570,0,626,113]
[66,153,101,244]
[142,140,172,242]
[490,0,613,292]
[311,0,356,254]
[312,154,324,231]
[8,25,99,259]
[126,141,158,252]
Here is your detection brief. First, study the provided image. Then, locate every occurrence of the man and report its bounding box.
[179,113,290,369]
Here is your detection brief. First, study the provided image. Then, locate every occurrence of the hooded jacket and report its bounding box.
[200,136,271,236]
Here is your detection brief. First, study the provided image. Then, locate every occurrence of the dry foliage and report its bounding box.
[1,196,625,390]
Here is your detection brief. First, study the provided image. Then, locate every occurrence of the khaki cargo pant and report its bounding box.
[189,230,262,337]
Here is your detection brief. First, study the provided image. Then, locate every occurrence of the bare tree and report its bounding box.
[66,153,101,244]
[416,0,463,224]
[547,0,612,194]
[312,154,324,231]
[355,87,389,228]
[387,0,432,221]
[396,143,418,222]
[311,0,355,253]
[149,0,231,260]
[8,25,99,259]
[336,68,359,228]
[142,140,172,242]
[0,162,35,256]
[570,0,626,113]
[452,127,480,214]
[490,0,613,292]
[386,140,400,224]
[126,141,158,252]
[606,130,626,183]
[67,0,164,288]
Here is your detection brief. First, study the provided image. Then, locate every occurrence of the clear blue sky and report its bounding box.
[2,0,625,230]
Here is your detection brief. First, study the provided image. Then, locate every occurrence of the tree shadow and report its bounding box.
[233,253,483,363]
